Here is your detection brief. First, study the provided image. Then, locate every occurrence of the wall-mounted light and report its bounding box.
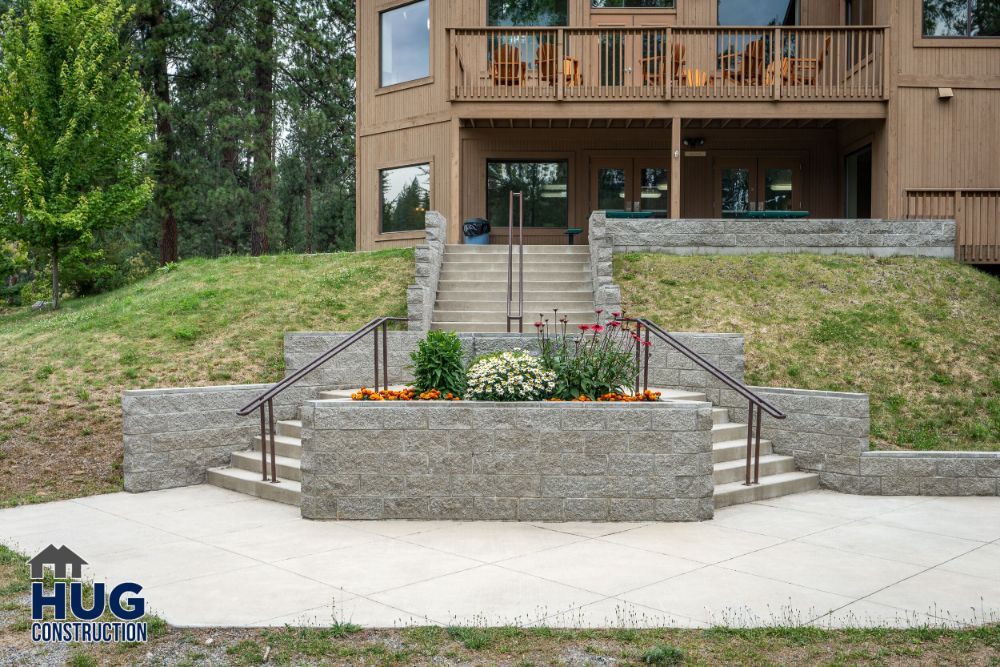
[938,87,954,100]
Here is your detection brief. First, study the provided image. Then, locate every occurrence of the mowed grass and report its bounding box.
[0,250,413,506]
[616,254,1000,452]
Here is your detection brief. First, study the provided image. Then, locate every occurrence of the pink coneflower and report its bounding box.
[534,321,544,329]
[592,325,605,333]
[612,311,621,318]
[631,333,641,342]
[595,308,604,315]
[608,321,621,328]
[578,324,590,331]
[643,341,653,348]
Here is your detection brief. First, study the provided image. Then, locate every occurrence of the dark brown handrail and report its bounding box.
[236,316,406,482]
[506,191,524,333]
[625,316,785,487]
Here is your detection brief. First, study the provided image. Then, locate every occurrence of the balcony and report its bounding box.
[448,26,886,103]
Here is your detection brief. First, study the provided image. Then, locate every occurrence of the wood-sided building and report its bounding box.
[356,0,1000,263]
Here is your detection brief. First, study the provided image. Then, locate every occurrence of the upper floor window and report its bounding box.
[488,0,568,26]
[592,0,675,8]
[923,0,1000,37]
[718,0,798,26]
[380,0,430,87]
[381,163,430,233]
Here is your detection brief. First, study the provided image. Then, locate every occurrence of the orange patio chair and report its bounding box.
[490,44,527,86]
[780,35,832,85]
[640,43,686,86]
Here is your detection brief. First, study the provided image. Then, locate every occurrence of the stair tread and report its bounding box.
[207,466,302,496]
[713,453,793,471]
[253,433,301,446]
[714,471,819,494]
[232,451,301,469]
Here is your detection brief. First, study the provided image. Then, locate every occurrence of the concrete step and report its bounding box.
[252,434,302,460]
[647,388,708,402]
[437,280,592,291]
[442,256,591,265]
[435,293,594,303]
[712,408,729,425]
[712,454,796,485]
[713,422,748,444]
[206,467,301,506]
[713,471,820,509]
[713,438,773,464]
[445,245,589,254]
[435,301,597,313]
[432,311,598,324]
[231,450,302,482]
[438,270,592,281]
[277,419,301,439]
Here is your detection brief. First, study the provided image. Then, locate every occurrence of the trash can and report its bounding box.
[463,218,491,245]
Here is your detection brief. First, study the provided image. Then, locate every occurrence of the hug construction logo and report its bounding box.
[28,545,148,643]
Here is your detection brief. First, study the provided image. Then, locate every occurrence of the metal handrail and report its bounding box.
[236,316,406,482]
[506,191,524,333]
[625,316,786,487]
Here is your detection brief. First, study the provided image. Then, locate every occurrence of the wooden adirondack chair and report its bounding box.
[490,45,527,86]
[780,35,832,85]
[640,43,686,86]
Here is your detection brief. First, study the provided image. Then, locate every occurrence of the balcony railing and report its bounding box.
[449,26,886,102]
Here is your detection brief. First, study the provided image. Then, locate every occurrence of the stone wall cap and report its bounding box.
[123,383,273,397]
[863,450,1000,459]
[308,399,711,409]
[750,386,869,399]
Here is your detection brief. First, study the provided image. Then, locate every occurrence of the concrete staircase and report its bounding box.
[206,388,818,512]
[432,244,596,333]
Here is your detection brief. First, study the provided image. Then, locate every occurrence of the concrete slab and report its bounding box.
[2,486,999,629]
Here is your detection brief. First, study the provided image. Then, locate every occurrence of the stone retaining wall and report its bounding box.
[406,211,447,332]
[722,386,1000,496]
[122,384,311,492]
[300,401,715,522]
[590,212,956,258]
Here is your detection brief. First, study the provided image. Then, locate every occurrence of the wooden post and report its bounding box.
[773,28,782,100]
[449,116,461,243]
[671,116,682,219]
[557,28,565,101]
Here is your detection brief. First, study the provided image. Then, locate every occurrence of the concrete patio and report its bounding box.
[2,485,998,629]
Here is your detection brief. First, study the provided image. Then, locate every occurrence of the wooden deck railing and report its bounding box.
[449,26,886,103]
[906,189,1000,264]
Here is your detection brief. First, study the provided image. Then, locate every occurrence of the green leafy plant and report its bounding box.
[640,643,685,666]
[410,330,466,396]
[536,310,643,400]
[465,350,556,401]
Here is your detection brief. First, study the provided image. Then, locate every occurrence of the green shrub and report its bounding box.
[640,643,684,665]
[410,330,466,396]
[536,314,640,400]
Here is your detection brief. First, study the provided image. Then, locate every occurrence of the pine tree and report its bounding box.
[0,0,153,308]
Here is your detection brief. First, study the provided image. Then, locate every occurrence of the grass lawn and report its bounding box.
[0,250,413,507]
[1,546,997,666]
[616,254,1000,452]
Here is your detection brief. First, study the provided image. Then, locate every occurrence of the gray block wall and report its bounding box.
[122,384,309,492]
[588,214,622,315]
[300,401,716,522]
[407,211,447,332]
[591,212,956,258]
[722,386,1000,497]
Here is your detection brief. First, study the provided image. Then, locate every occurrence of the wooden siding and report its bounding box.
[906,189,1000,264]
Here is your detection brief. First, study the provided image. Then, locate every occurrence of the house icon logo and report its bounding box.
[28,545,148,644]
[28,545,87,580]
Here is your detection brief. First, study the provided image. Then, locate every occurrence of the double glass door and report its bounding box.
[593,158,670,215]
[716,157,802,217]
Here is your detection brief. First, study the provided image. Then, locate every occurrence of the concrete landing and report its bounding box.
[2,486,998,629]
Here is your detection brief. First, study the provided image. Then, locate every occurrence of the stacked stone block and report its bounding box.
[407,211,447,332]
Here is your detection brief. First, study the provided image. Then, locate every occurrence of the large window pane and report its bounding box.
[924,0,999,36]
[718,0,797,26]
[972,0,1000,36]
[380,0,430,87]
[592,0,675,8]
[487,161,569,228]
[381,164,430,233]
[488,0,568,26]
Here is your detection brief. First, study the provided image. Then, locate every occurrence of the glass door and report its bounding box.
[593,159,631,212]
[716,158,756,217]
[636,162,670,214]
[715,157,802,217]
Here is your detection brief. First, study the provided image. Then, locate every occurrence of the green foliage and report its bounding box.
[446,626,492,650]
[640,643,685,665]
[410,330,466,396]
[537,315,641,400]
[0,0,153,306]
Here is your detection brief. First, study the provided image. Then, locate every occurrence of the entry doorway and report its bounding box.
[845,145,872,218]
[592,158,671,215]
[714,157,803,217]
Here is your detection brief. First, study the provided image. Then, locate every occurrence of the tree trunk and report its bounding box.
[149,0,179,265]
[304,155,313,254]
[250,0,275,256]
[51,239,60,310]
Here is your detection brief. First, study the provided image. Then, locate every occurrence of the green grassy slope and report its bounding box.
[616,254,1000,452]
[0,250,413,506]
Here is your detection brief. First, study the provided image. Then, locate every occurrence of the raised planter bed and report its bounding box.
[299,399,716,522]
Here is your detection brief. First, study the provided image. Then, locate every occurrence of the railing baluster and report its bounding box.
[382,320,389,390]
[267,398,277,483]
[754,404,763,484]
[643,325,650,393]
[259,405,267,481]
[373,324,380,392]
[745,399,755,486]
